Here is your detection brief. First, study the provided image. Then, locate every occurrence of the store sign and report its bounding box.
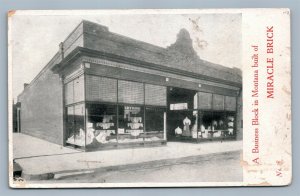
[170,103,188,110]
[125,106,140,110]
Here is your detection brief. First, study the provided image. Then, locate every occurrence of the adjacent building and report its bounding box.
[17,20,243,151]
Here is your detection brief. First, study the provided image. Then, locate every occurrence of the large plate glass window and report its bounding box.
[210,111,227,138]
[144,107,166,141]
[118,105,144,143]
[66,106,74,145]
[65,104,86,147]
[225,112,236,137]
[85,103,117,150]
[198,111,212,139]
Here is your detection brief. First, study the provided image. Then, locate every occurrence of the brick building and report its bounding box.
[17,20,242,151]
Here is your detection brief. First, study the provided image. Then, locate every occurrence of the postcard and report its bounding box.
[8,9,291,188]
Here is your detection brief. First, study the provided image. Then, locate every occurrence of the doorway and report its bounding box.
[167,87,198,140]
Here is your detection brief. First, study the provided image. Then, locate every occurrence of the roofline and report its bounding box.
[81,20,239,76]
[17,51,62,101]
[52,46,242,88]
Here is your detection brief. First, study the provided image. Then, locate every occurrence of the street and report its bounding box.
[53,150,242,183]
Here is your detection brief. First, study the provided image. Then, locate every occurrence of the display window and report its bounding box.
[198,111,212,139]
[198,111,236,139]
[85,104,117,149]
[201,111,227,138]
[66,104,86,147]
[63,75,237,149]
[144,107,166,141]
[118,105,144,143]
[66,106,74,144]
[226,113,236,137]
[167,88,237,141]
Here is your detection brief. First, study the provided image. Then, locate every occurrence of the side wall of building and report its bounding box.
[18,66,64,145]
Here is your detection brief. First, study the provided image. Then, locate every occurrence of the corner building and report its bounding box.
[17,20,243,151]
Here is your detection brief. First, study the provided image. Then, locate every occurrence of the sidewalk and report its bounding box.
[13,133,242,180]
[13,133,79,159]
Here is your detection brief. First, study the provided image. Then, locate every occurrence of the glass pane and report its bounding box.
[86,104,117,149]
[211,112,226,138]
[86,75,117,103]
[118,80,144,104]
[66,106,75,145]
[199,111,213,139]
[198,111,236,139]
[145,84,167,106]
[73,104,85,147]
[118,105,144,143]
[212,94,224,110]
[225,96,237,111]
[225,113,236,137]
[144,107,165,141]
[193,93,198,109]
[65,81,74,105]
[198,92,212,110]
[73,75,84,103]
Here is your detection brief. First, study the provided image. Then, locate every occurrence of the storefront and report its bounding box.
[58,61,240,151]
[53,21,242,151]
[168,87,238,142]
[18,20,242,151]
[61,76,239,151]
[62,73,167,151]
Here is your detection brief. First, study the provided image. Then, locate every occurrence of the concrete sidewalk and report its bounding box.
[13,133,242,180]
[13,133,79,159]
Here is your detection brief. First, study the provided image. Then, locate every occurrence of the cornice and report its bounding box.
[52,46,242,88]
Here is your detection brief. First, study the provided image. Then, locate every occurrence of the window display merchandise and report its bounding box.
[118,105,144,143]
[66,104,86,147]
[169,87,237,141]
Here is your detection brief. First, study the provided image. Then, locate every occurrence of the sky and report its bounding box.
[10,10,242,100]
